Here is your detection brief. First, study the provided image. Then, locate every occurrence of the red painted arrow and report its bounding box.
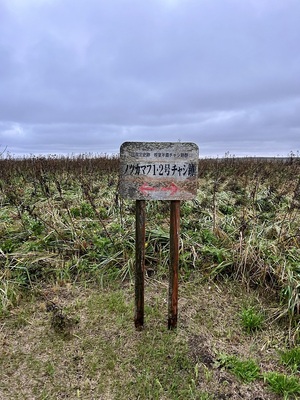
[139,182,179,196]
[139,183,156,195]
[161,182,179,195]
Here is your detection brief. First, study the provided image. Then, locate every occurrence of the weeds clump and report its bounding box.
[216,353,261,383]
[240,306,265,333]
[279,346,300,373]
[216,352,300,398]
[263,372,300,399]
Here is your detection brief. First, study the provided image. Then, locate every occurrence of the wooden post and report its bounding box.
[168,200,180,329]
[135,200,146,329]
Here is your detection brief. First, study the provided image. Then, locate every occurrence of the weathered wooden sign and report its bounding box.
[119,141,199,330]
[119,142,199,200]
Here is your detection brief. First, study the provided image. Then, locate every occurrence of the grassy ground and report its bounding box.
[1,155,300,399]
[0,277,295,399]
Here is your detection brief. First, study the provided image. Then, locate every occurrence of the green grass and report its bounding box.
[280,346,300,373]
[240,306,265,333]
[216,353,261,383]
[264,372,300,399]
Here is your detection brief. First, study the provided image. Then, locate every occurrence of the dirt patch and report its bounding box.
[188,333,215,367]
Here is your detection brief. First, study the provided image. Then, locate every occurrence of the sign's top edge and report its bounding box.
[120,141,199,150]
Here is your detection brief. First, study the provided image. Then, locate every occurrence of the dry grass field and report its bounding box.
[0,154,299,399]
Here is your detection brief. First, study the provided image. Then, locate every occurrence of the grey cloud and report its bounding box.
[0,0,300,156]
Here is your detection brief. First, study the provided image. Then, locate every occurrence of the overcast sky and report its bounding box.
[0,0,299,158]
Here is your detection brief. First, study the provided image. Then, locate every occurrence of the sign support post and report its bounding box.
[168,200,180,329]
[135,199,146,330]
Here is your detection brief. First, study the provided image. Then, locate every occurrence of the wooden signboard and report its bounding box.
[119,141,199,329]
[119,142,199,201]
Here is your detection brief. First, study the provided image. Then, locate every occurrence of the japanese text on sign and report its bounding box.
[123,163,197,178]
[130,152,190,158]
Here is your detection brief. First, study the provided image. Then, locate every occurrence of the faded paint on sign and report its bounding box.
[119,142,199,200]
